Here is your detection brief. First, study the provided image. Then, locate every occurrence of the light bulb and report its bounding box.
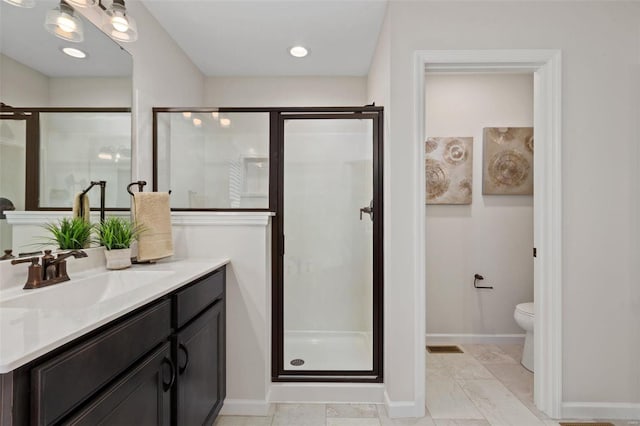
[111,15,129,32]
[193,118,202,127]
[45,3,84,42]
[57,14,77,33]
[211,112,219,120]
[220,118,231,128]
[103,0,138,42]
[182,112,192,119]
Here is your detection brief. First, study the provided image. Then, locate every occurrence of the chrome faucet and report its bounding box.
[11,249,87,290]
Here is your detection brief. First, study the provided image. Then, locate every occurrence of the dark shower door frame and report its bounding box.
[272,107,384,382]
[0,108,38,210]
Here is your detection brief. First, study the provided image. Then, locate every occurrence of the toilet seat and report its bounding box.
[515,302,534,317]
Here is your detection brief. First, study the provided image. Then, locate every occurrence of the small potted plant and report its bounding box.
[96,217,142,270]
[43,217,93,250]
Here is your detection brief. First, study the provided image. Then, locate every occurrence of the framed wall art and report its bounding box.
[482,127,533,195]
[425,137,473,205]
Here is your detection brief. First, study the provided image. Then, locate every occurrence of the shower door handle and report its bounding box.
[360,200,373,221]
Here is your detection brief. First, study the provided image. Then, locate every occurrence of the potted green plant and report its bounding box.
[96,217,142,270]
[43,217,93,250]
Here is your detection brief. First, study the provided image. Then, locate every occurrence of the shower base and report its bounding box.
[284,330,372,371]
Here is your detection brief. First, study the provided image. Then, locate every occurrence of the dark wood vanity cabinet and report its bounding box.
[173,268,226,425]
[4,266,226,426]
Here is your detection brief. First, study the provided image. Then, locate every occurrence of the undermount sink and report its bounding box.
[0,270,175,310]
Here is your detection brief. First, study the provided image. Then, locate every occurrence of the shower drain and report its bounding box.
[290,358,305,366]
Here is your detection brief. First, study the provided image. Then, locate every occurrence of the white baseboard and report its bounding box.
[269,383,385,404]
[220,399,272,416]
[426,333,525,345]
[383,391,425,418]
[562,402,640,420]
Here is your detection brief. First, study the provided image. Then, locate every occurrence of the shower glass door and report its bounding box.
[275,110,383,381]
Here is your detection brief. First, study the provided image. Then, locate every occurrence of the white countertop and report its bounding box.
[0,258,229,374]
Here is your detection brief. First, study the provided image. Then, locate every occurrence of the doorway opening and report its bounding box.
[424,71,536,415]
[414,50,562,418]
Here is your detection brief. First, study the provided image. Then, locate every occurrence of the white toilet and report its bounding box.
[514,302,534,372]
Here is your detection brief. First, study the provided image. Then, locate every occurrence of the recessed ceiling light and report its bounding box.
[182,112,192,119]
[61,47,87,59]
[220,118,231,128]
[193,118,202,127]
[289,46,308,58]
[211,112,219,120]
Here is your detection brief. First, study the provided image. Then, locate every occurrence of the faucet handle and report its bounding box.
[11,257,43,289]
[11,256,40,266]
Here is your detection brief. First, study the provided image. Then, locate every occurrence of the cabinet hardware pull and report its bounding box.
[178,343,189,374]
[161,356,176,391]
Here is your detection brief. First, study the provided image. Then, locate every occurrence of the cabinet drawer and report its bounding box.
[174,268,225,329]
[32,300,171,425]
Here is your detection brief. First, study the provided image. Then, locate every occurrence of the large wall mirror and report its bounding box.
[0,0,133,253]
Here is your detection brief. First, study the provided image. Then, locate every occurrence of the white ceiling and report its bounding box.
[141,0,388,77]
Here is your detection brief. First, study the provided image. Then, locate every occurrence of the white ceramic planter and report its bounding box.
[104,248,132,270]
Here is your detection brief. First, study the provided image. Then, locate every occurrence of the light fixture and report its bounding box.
[64,0,97,7]
[98,146,129,161]
[2,0,35,8]
[98,147,114,160]
[182,112,192,119]
[211,112,219,120]
[102,0,138,42]
[289,46,308,58]
[193,118,202,127]
[61,47,87,59]
[220,117,231,128]
[44,2,84,43]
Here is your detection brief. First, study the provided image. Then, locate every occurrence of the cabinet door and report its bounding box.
[64,343,173,426]
[175,300,225,426]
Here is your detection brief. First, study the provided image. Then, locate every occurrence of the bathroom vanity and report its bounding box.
[0,258,228,425]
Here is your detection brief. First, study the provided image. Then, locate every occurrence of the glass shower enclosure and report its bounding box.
[273,109,383,382]
[151,106,383,382]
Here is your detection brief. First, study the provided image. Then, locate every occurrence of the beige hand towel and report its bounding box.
[72,193,90,223]
[133,192,173,262]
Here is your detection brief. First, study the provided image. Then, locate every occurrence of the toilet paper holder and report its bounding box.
[473,274,494,289]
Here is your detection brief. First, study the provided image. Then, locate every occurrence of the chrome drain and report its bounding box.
[290,358,305,366]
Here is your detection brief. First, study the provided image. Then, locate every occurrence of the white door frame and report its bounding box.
[414,50,563,418]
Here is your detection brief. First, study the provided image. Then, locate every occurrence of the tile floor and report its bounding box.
[214,344,637,426]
